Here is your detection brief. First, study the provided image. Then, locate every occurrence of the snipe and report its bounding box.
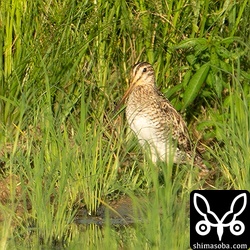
[115,62,209,176]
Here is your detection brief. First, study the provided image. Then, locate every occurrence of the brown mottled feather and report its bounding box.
[156,89,192,152]
[116,62,209,175]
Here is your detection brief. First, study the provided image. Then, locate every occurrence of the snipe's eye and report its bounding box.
[142,67,147,72]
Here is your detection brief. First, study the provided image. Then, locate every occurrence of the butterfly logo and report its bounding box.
[193,193,247,241]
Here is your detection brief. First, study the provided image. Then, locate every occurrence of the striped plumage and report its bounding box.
[116,62,209,175]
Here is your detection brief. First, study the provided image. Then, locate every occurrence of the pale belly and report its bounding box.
[128,115,175,163]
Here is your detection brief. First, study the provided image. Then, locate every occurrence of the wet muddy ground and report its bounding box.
[0,175,28,222]
[75,196,145,226]
[0,175,144,226]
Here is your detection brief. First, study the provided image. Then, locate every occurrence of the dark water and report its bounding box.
[74,196,145,226]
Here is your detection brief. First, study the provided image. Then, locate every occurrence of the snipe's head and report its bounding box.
[130,62,155,88]
[115,62,155,111]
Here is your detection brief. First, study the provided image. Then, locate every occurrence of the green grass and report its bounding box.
[0,0,250,249]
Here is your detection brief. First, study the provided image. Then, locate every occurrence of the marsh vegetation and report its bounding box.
[0,0,249,248]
